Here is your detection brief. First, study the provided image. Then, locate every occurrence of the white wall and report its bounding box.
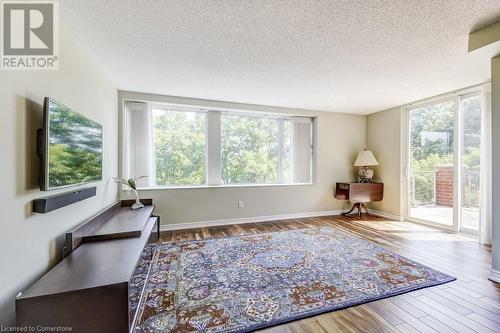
[119,91,366,225]
[0,28,118,325]
[366,107,403,217]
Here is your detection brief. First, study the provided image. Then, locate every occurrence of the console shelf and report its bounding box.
[83,206,154,242]
[16,200,158,333]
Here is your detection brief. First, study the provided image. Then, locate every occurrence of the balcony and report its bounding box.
[410,166,480,230]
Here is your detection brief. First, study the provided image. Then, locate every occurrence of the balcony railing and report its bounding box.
[410,171,436,206]
[410,169,480,208]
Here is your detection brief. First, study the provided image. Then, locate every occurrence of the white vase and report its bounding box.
[131,189,144,210]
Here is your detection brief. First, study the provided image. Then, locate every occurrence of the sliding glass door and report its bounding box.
[408,99,456,227]
[406,92,484,233]
[461,94,482,233]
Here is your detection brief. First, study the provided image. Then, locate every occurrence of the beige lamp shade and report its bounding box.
[354,150,379,167]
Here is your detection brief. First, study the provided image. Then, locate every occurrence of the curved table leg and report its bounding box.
[341,203,361,217]
[360,203,376,217]
[342,202,379,219]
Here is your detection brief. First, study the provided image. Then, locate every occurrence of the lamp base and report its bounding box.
[358,167,374,183]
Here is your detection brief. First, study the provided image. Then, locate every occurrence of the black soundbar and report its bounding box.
[33,186,97,214]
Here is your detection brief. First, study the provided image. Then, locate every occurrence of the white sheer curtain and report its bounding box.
[291,117,313,183]
[124,101,154,188]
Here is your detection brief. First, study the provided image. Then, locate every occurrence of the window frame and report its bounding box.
[121,100,316,190]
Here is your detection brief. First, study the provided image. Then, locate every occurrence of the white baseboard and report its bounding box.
[489,269,500,283]
[159,210,343,231]
[370,210,405,221]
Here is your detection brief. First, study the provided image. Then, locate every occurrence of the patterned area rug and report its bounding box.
[130,244,155,325]
[133,226,455,332]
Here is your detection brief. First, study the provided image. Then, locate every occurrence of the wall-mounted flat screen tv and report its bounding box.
[40,98,103,191]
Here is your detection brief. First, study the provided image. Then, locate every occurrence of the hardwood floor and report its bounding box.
[158,215,500,333]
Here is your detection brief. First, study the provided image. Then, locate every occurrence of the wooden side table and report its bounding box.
[335,182,384,218]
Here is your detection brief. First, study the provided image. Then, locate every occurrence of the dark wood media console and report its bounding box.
[16,200,159,333]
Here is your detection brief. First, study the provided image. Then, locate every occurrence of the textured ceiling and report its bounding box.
[61,1,500,115]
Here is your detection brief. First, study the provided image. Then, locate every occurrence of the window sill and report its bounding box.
[130,183,315,191]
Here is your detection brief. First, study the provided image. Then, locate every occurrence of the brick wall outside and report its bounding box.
[435,165,453,207]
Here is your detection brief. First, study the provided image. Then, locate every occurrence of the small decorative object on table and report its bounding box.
[113,176,147,210]
[354,149,379,183]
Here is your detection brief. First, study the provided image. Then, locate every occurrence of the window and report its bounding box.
[221,113,280,184]
[123,101,314,188]
[152,108,206,186]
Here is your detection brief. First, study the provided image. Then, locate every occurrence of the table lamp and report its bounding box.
[354,149,379,183]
